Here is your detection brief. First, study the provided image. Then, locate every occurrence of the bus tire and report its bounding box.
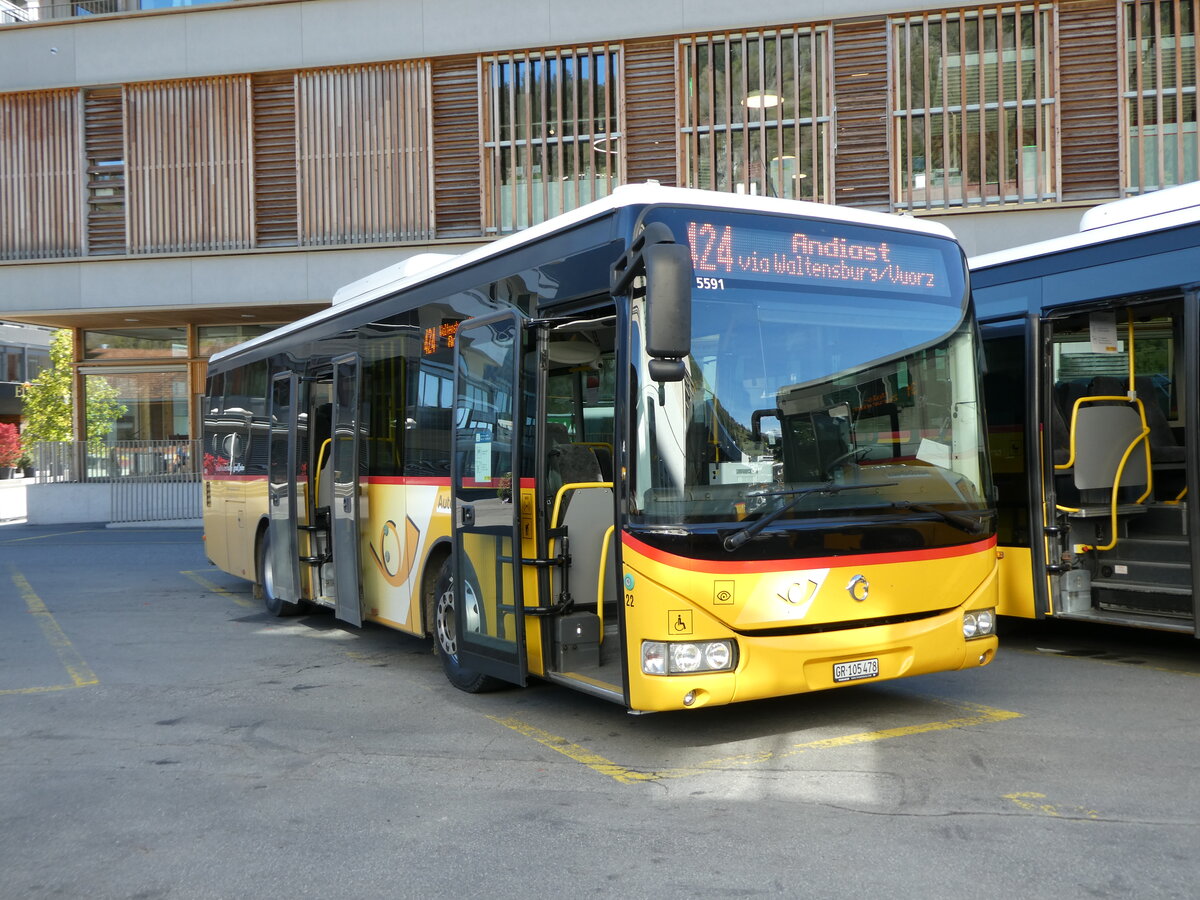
[431,556,503,693]
[258,529,301,617]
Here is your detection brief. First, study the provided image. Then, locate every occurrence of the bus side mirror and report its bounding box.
[644,241,692,382]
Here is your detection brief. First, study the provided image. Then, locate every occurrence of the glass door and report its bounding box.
[451,312,526,684]
[331,354,363,626]
[267,372,301,606]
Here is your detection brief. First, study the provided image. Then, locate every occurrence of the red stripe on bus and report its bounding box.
[620,531,996,574]
[360,476,536,488]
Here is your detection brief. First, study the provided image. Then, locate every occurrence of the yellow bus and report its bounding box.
[973,183,1200,636]
[203,184,998,712]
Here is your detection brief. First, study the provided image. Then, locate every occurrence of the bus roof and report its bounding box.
[211,183,956,365]
[969,180,1200,273]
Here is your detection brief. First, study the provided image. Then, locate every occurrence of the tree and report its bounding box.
[21,329,126,454]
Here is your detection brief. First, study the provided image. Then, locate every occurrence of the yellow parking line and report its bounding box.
[490,698,1022,786]
[488,716,675,784]
[1004,791,1101,820]
[1,567,98,695]
[181,570,257,609]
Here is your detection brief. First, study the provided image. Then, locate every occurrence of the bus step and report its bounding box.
[1090,577,1191,596]
[1094,559,1192,590]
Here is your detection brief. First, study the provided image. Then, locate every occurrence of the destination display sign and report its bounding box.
[684,220,953,298]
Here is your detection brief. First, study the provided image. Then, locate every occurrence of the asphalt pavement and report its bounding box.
[2,523,1198,899]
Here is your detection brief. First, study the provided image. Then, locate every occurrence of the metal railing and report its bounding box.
[31,440,202,523]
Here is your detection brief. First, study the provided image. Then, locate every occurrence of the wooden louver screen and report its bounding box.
[891,6,1058,210]
[0,90,82,260]
[432,56,482,238]
[624,39,678,187]
[252,73,299,247]
[126,77,253,253]
[680,29,832,202]
[1060,0,1121,199]
[833,21,891,210]
[84,88,126,255]
[1117,0,1192,195]
[298,62,434,245]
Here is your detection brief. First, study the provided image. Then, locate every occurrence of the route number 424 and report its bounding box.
[695,277,726,291]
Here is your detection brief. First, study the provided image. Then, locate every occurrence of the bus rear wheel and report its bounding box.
[431,557,502,693]
[258,529,301,617]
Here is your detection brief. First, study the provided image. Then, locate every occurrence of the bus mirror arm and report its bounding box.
[752,408,782,442]
[611,223,693,383]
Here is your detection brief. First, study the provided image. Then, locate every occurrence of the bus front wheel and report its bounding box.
[431,557,502,693]
[258,529,301,617]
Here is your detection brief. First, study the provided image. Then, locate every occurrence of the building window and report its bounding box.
[483,46,622,233]
[196,325,275,358]
[892,6,1057,209]
[85,369,189,443]
[680,28,831,202]
[83,327,188,361]
[1123,0,1198,192]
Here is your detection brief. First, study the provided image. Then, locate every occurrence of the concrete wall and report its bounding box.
[928,204,1094,259]
[1,0,956,92]
[0,478,26,523]
[25,482,110,525]
[0,243,483,322]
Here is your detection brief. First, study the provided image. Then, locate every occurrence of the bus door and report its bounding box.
[1043,298,1195,629]
[451,312,526,685]
[539,308,622,699]
[980,316,1048,620]
[267,371,303,607]
[330,354,363,626]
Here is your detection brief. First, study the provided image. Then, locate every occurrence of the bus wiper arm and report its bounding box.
[888,501,994,535]
[723,482,897,552]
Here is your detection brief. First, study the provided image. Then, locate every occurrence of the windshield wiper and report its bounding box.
[883,501,994,535]
[723,481,897,552]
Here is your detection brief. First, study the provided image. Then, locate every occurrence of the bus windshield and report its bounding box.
[632,208,990,544]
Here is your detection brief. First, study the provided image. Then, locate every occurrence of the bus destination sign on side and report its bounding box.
[423,320,460,356]
[685,221,949,296]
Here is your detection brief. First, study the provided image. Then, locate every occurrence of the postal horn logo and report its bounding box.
[847,574,869,602]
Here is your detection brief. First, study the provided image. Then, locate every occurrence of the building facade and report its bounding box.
[0,0,1191,442]
[0,322,51,428]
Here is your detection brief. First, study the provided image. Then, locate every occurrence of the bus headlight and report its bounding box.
[642,640,736,675]
[963,608,997,640]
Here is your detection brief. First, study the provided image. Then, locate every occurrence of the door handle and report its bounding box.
[459,504,475,528]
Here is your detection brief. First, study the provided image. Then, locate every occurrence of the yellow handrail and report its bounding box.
[1093,427,1151,551]
[1053,396,1152,551]
[549,481,615,644]
[596,525,616,645]
[314,438,332,506]
[549,481,613,529]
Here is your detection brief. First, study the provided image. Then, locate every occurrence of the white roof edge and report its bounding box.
[970,180,1200,272]
[212,184,957,364]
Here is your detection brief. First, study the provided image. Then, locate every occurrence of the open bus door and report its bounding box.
[267,371,302,609]
[330,353,363,626]
[1040,298,1197,631]
[450,311,527,685]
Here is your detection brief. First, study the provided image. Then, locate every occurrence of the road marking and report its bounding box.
[488,716,672,784]
[1004,791,1101,820]
[181,570,257,609]
[0,567,99,695]
[0,529,94,545]
[490,698,1023,786]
